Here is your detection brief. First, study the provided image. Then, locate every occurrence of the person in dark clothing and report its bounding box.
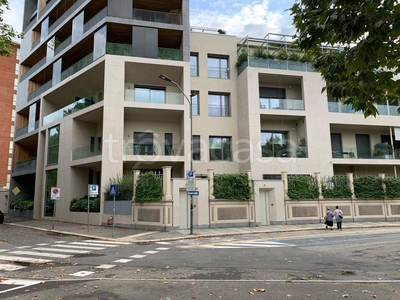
[333,205,343,230]
[324,207,334,230]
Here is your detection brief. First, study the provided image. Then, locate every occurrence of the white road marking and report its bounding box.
[199,240,295,249]
[129,254,146,258]
[0,264,27,271]
[83,240,131,245]
[51,244,105,250]
[70,271,94,277]
[156,242,172,245]
[114,259,132,263]
[70,242,119,248]
[54,241,67,243]
[15,246,31,249]
[0,279,42,294]
[155,247,170,251]
[10,250,72,259]
[0,250,8,253]
[143,251,159,254]
[0,255,52,264]
[95,264,116,269]
[36,243,50,246]
[33,247,91,254]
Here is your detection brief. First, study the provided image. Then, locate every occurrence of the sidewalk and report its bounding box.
[3,215,400,243]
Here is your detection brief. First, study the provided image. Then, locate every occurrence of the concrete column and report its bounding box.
[208,169,214,200]
[315,172,323,199]
[132,170,140,201]
[378,173,386,195]
[162,166,172,200]
[282,171,289,200]
[347,173,355,199]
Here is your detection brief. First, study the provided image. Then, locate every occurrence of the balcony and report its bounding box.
[43,91,104,126]
[125,90,183,105]
[238,57,314,75]
[28,81,52,101]
[12,158,37,175]
[72,145,102,161]
[328,101,400,115]
[106,43,183,61]
[260,98,304,111]
[132,8,182,25]
[15,121,39,138]
[124,143,184,156]
[332,147,397,159]
[261,146,308,158]
[61,52,93,81]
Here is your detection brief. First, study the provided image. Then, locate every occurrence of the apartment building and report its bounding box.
[12,0,400,226]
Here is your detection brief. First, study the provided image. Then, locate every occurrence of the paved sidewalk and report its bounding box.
[2,215,400,243]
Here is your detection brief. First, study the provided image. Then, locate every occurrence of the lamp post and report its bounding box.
[159,74,194,234]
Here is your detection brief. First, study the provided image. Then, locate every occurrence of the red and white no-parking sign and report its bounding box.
[51,187,61,200]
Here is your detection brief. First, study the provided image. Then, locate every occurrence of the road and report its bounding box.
[1,225,400,299]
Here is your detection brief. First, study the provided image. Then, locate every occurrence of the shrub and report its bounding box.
[70,197,100,212]
[354,176,384,199]
[236,49,248,67]
[287,175,319,200]
[104,172,134,200]
[322,176,352,199]
[384,177,400,199]
[213,173,252,201]
[252,46,270,59]
[10,199,34,211]
[134,172,163,203]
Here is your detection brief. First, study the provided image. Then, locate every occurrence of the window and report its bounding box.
[261,131,288,157]
[192,135,201,160]
[208,55,229,78]
[208,93,230,117]
[259,87,286,109]
[134,86,165,103]
[44,169,57,217]
[191,91,199,116]
[134,132,154,155]
[209,136,231,161]
[47,125,60,165]
[190,53,198,77]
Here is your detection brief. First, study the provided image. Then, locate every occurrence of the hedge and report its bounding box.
[10,199,34,211]
[70,197,100,212]
[213,173,251,201]
[134,172,163,203]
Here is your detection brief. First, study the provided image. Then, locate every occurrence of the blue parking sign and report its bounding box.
[110,184,118,196]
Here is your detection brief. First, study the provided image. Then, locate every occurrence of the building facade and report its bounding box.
[12,0,400,227]
[0,43,19,191]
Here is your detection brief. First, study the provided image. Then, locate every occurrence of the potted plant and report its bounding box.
[373,142,392,158]
[296,137,307,158]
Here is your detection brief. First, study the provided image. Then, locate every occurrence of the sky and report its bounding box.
[3,0,296,39]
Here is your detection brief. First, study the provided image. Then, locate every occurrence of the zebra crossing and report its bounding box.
[0,239,131,272]
[179,239,295,249]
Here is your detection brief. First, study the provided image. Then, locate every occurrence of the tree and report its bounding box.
[0,0,23,57]
[290,0,400,117]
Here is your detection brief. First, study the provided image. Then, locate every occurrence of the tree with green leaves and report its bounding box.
[290,0,400,117]
[0,0,22,56]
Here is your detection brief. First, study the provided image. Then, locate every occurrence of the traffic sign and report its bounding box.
[88,184,99,197]
[51,187,61,200]
[188,190,199,196]
[109,184,118,196]
[186,170,196,191]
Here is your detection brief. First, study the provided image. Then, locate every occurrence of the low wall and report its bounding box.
[285,199,400,224]
[7,209,33,219]
[209,200,256,228]
[133,201,174,231]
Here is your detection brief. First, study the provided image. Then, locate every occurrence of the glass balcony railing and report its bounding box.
[61,52,93,81]
[133,8,182,25]
[15,120,39,138]
[260,98,304,111]
[332,147,396,159]
[106,43,183,61]
[238,57,315,74]
[125,90,183,105]
[329,101,400,115]
[261,146,308,158]
[13,158,37,174]
[72,145,102,161]
[28,80,52,101]
[124,143,184,156]
[43,91,104,126]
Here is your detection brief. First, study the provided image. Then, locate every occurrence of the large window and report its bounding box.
[208,93,230,117]
[190,53,198,77]
[209,136,231,161]
[44,169,57,217]
[208,55,229,78]
[47,125,60,165]
[191,91,199,116]
[192,135,201,160]
[134,132,154,155]
[261,131,288,157]
[134,86,165,103]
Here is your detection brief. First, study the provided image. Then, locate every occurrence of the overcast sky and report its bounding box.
[4,0,296,39]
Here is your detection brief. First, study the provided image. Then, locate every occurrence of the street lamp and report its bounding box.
[158,74,194,235]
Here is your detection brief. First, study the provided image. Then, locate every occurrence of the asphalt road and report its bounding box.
[1,226,400,299]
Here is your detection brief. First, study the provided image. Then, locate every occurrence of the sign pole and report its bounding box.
[190,195,193,234]
[87,185,90,233]
[52,201,56,230]
[112,194,115,238]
